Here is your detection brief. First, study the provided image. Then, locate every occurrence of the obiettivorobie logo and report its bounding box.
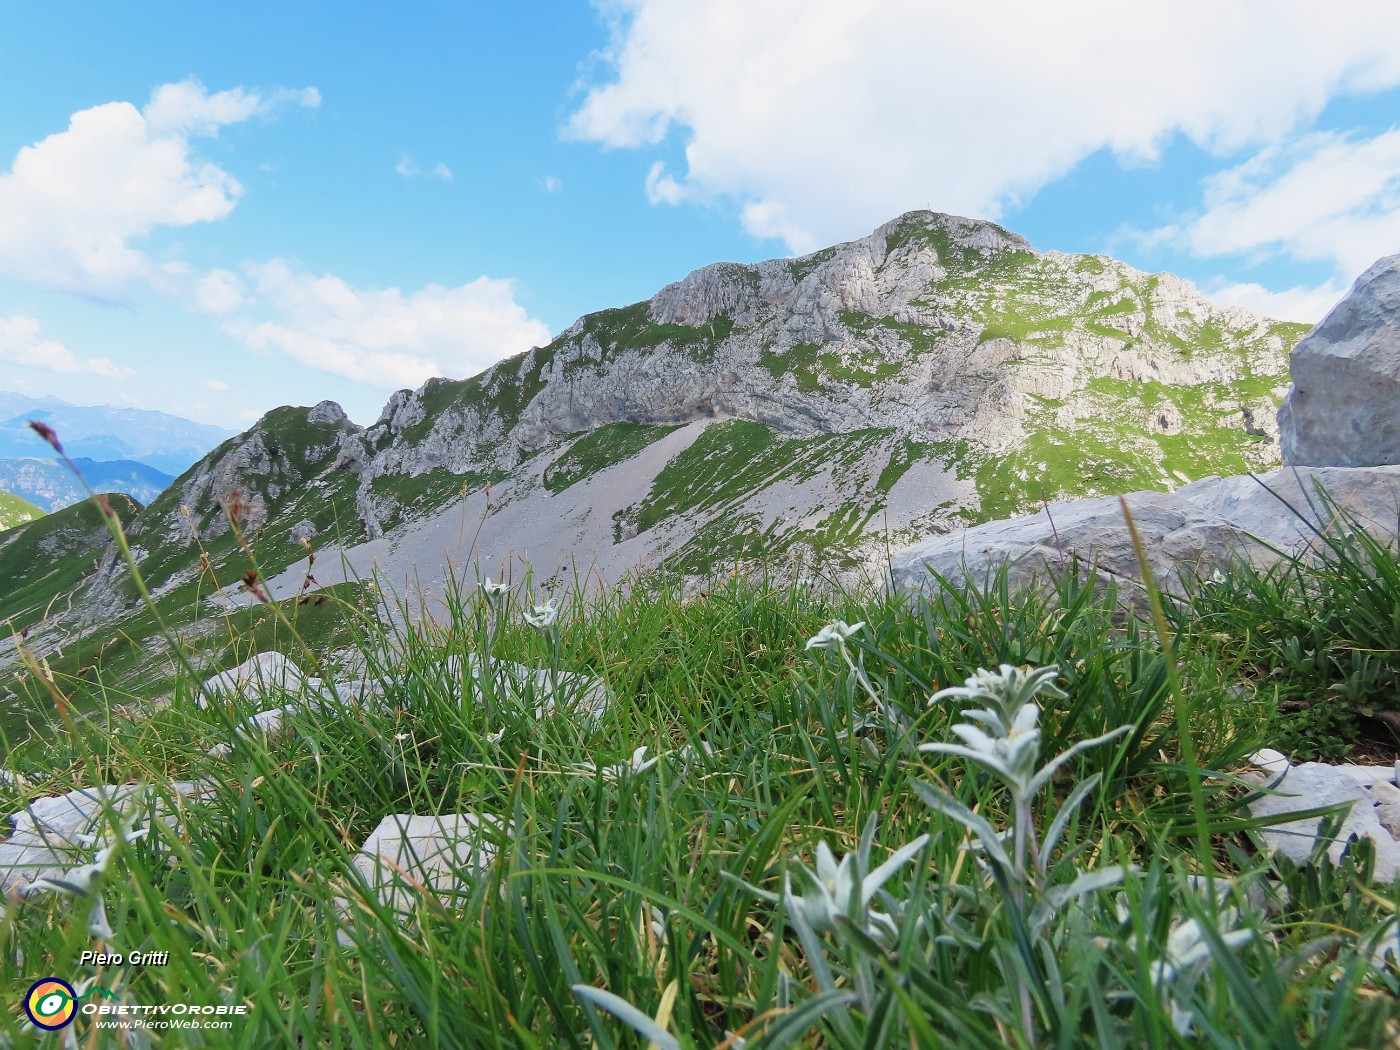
[23,978,117,1031]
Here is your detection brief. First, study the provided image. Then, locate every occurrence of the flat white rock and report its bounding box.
[336,812,504,943]
[1246,762,1400,882]
[197,652,308,709]
[0,781,209,892]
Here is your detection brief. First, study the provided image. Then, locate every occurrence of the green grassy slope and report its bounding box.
[0,494,139,628]
[2,553,1396,1046]
[0,489,42,531]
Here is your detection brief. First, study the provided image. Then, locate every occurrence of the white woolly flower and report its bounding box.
[24,825,149,939]
[805,621,865,652]
[523,599,559,630]
[1136,909,1254,1036]
[481,579,510,602]
[784,834,928,949]
[574,746,660,782]
[930,664,1067,720]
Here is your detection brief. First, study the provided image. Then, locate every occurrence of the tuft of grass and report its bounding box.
[1167,478,1400,760]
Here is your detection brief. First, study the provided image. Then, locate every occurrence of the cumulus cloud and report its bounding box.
[0,78,318,301]
[397,155,453,181]
[1203,279,1347,325]
[194,268,246,313]
[0,315,134,378]
[1148,130,1400,280]
[567,1,1400,254]
[644,161,687,206]
[225,260,552,389]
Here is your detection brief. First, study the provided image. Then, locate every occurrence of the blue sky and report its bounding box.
[1,1,1398,429]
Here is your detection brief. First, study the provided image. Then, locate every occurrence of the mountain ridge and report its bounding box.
[1,209,1310,701]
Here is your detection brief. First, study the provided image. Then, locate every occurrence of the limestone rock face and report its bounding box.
[8,211,1314,652]
[1280,255,1400,467]
[887,465,1400,599]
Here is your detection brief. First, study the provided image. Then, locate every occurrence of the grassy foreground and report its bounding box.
[2,515,1399,1047]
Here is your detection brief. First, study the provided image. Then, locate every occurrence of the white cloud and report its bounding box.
[225,260,552,389]
[567,1,1400,252]
[194,268,246,313]
[0,78,318,301]
[1203,279,1346,325]
[539,174,563,193]
[200,377,230,391]
[644,161,687,206]
[398,156,453,181]
[1149,130,1400,280]
[0,315,134,378]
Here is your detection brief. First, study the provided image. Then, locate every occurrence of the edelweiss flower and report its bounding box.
[1129,907,1253,1036]
[523,599,559,630]
[785,834,928,949]
[805,621,865,652]
[481,579,510,602]
[922,702,1044,796]
[574,746,660,782]
[24,825,149,938]
[677,739,717,769]
[930,664,1067,717]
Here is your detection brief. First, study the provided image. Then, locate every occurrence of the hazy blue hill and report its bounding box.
[0,457,173,512]
[0,391,235,475]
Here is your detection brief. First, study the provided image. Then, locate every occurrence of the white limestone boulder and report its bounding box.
[888,465,1400,600]
[336,812,505,942]
[1244,762,1400,882]
[196,652,308,709]
[1279,254,1400,468]
[0,782,210,893]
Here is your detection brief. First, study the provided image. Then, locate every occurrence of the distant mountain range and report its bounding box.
[0,392,235,511]
[0,392,235,475]
[0,458,173,512]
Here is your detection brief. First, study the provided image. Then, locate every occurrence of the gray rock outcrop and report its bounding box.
[1243,757,1400,882]
[337,812,504,938]
[1279,254,1400,467]
[888,465,1400,599]
[0,782,210,893]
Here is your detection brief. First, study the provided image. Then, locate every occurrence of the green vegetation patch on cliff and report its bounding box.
[556,302,737,382]
[966,374,1288,521]
[619,422,945,573]
[371,466,504,532]
[759,340,905,392]
[544,423,682,494]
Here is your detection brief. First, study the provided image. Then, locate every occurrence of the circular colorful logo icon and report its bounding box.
[24,978,77,1030]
